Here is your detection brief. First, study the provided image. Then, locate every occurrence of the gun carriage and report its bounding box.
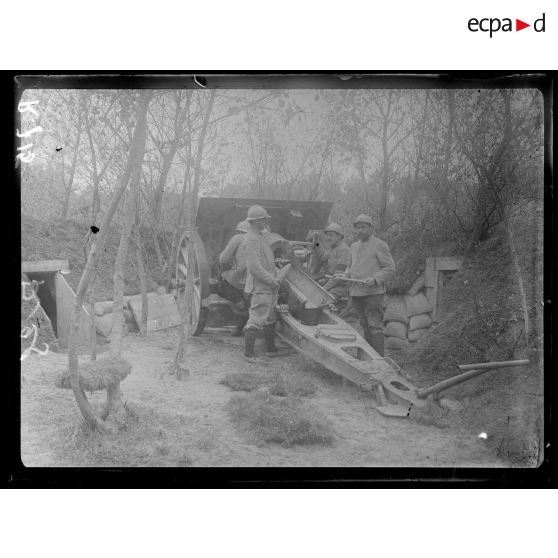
[172,197,528,418]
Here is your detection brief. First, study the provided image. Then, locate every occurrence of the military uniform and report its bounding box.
[322,241,351,299]
[244,223,278,330]
[219,222,250,335]
[345,229,395,355]
[219,232,247,302]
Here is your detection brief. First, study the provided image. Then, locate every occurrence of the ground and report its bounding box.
[21,326,511,468]
[20,210,543,468]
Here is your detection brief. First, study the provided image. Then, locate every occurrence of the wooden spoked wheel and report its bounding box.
[175,230,210,336]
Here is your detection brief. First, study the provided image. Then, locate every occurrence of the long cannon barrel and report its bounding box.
[417,359,530,399]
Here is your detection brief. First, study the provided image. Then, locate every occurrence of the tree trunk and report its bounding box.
[171,92,215,380]
[173,240,194,380]
[110,124,147,357]
[164,151,192,290]
[134,224,149,336]
[60,115,83,219]
[191,91,216,215]
[67,91,151,432]
[504,216,530,350]
[89,275,97,361]
[152,140,180,223]
[378,93,393,234]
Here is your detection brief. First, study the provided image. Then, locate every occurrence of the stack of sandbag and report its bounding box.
[404,292,433,342]
[94,296,138,341]
[383,297,409,350]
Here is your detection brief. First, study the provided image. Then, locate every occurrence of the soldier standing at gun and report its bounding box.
[337,214,395,356]
[218,220,250,336]
[320,222,351,303]
[243,205,280,363]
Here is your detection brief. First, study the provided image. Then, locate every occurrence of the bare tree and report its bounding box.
[67,91,152,432]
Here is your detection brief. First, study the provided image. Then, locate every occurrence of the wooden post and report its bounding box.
[424,257,438,321]
[434,268,444,322]
[424,257,463,324]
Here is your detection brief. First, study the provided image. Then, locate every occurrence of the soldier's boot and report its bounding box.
[232,314,248,336]
[243,327,268,364]
[263,324,279,357]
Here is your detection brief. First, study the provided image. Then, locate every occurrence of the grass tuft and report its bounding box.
[227,391,334,447]
[56,356,132,392]
[221,370,316,398]
[268,373,316,398]
[220,370,269,392]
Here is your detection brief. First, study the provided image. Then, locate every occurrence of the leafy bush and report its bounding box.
[227,392,334,447]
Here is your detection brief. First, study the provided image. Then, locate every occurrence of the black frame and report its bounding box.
[7,71,555,488]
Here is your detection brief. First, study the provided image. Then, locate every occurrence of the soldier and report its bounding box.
[340,214,395,356]
[243,205,280,363]
[218,220,250,336]
[320,222,351,302]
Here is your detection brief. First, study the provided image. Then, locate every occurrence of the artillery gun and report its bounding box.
[172,197,528,418]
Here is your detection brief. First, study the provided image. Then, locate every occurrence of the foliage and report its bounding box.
[227,391,334,447]
[402,226,527,384]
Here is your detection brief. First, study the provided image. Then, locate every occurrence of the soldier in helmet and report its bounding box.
[219,220,250,336]
[243,205,280,363]
[339,214,396,356]
[320,222,351,302]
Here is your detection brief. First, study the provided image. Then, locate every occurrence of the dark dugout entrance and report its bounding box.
[22,260,91,349]
[24,271,58,336]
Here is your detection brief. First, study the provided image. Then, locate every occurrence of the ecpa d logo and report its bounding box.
[468,13,545,37]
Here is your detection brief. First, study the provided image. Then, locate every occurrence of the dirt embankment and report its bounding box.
[394,207,544,467]
[21,214,169,301]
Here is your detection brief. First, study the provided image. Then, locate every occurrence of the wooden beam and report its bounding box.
[424,257,436,287]
[435,256,463,271]
[22,260,70,273]
[433,268,444,322]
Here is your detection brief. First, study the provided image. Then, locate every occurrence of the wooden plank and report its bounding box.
[146,314,182,334]
[22,260,69,273]
[435,256,463,271]
[433,269,444,323]
[407,272,425,296]
[55,272,90,349]
[128,293,181,333]
[424,257,436,287]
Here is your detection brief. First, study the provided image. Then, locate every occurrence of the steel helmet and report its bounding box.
[324,222,345,237]
[353,214,374,227]
[235,220,250,233]
[246,205,271,221]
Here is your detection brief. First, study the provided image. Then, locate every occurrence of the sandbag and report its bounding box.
[408,312,433,331]
[95,313,113,337]
[408,327,428,342]
[385,336,408,350]
[383,298,407,324]
[94,300,113,317]
[95,313,130,338]
[404,292,432,317]
[384,321,408,340]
